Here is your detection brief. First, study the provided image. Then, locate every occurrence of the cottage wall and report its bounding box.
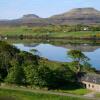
[82,81,100,92]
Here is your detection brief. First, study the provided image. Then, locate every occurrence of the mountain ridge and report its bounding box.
[0,7,100,26]
[51,8,100,18]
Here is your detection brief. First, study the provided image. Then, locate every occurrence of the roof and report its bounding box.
[81,73,100,85]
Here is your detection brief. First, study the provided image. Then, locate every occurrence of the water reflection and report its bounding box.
[24,43,100,52]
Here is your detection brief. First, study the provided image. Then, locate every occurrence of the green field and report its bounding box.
[56,89,91,95]
[0,27,100,38]
[50,31,100,37]
[0,88,91,100]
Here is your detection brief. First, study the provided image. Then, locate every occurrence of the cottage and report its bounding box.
[81,74,100,92]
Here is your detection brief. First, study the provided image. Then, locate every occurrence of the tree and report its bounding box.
[0,41,20,81]
[51,66,75,89]
[36,65,53,88]
[67,50,89,73]
[24,64,53,88]
[30,49,40,65]
[5,64,25,85]
[24,65,38,85]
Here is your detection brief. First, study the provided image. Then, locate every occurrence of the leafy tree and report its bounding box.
[24,64,53,88]
[82,62,96,73]
[0,41,20,80]
[5,63,25,85]
[24,65,38,85]
[51,66,75,89]
[36,65,53,88]
[30,49,40,65]
[67,50,89,73]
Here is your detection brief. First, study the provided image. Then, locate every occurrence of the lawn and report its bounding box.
[0,88,91,100]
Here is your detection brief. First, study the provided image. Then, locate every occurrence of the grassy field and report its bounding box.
[0,27,100,38]
[0,88,92,100]
[56,89,91,95]
[50,31,100,37]
[0,27,49,36]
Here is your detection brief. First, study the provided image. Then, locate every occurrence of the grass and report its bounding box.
[56,89,91,95]
[50,31,100,37]
[0,27,100,38]
[95,93,100,98]
[0,88,90,100]
[0,27,40,36]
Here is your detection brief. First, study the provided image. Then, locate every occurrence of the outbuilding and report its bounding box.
[80,74,100,92]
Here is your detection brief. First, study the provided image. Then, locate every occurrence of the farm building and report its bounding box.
[80,74,100,92]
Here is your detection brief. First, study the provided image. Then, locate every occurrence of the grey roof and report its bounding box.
[81,74,100,85]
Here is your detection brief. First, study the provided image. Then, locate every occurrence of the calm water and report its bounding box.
[14,43,100,70]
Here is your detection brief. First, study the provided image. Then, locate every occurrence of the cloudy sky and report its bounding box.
[0,0,100,19]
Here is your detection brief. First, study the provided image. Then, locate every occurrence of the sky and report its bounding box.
[0,0,100,19]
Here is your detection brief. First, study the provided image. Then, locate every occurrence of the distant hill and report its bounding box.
[0,8,100,26]
[21,14,40,19]
[51,8,100,19]
[50,8,100,25]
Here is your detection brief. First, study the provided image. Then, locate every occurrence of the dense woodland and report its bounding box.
[0,41,96,89]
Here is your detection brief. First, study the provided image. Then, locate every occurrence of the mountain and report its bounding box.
[19,14,49,26]
[51,8,100,19]
[50,8,100,25]
[0,8,100,26]
[21,14,40,19]
[0,14,48,26]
